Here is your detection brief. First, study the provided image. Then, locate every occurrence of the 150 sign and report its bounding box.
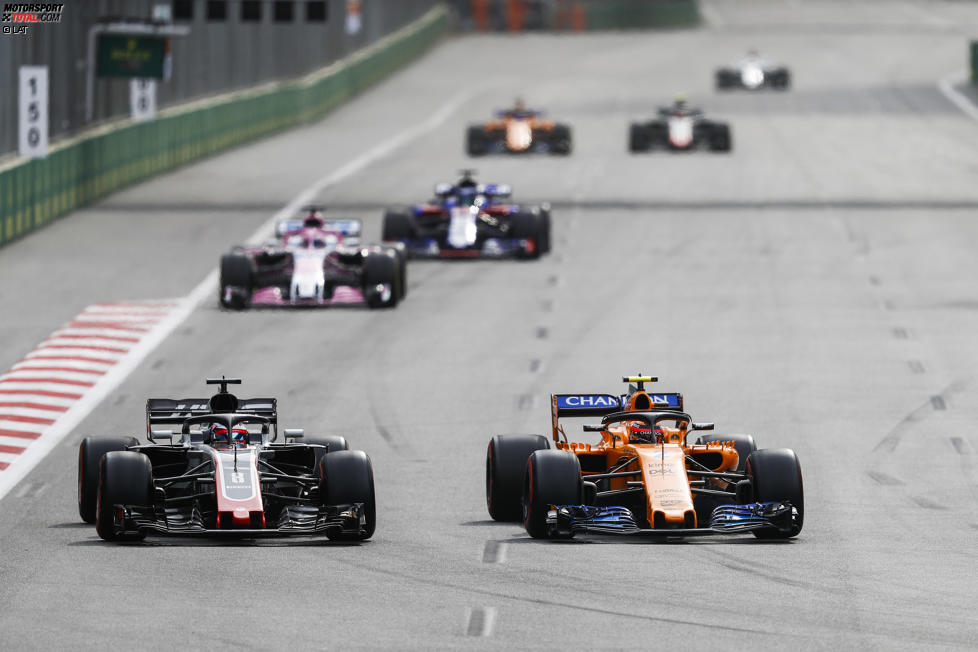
[19,65,48,158]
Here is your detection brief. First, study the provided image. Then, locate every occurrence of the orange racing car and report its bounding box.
[466,98,572,156]
[485,376,803,539]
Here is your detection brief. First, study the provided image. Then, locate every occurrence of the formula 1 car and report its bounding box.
[629,99,732,152]
[382,170,551,259]
[485,376,803,540]
[77,377,376,542]
[715,51,791,91]
[467,99,571,156]
[219,206,406,310]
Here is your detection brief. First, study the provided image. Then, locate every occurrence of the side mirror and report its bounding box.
[493,184,511,197]
[434,183,452,196]
[690,423,715,431]
[582,425,605,432]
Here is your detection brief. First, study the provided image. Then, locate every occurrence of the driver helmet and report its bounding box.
[513,96,527,113]
[673,93,688,111]
[208,424,249,448]
[630,425,665,443]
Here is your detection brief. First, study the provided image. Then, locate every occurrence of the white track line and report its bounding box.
[937,70,978,122]
[0,90,474,502]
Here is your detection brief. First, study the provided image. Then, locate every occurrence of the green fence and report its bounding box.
[584,0,699,30]
[0,5,449,248]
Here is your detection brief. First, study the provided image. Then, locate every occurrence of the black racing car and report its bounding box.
[77,377,376,542]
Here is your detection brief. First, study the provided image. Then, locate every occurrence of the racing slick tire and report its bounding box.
[486,434,551,521]
[550,124,572,155]
[382,210,414,244]
[770,69,791,90]
[523,450,582,539]
[708,123,732,152]
[694,433,756,472]
[467,126,489,156]
[389,244,408,301]
[219,253,254,310]
[363,252,399,309]
[305,435,349,468]
[746,448,804,539]
[715,69,736,90]
[512,212,546,260]
[319,450,376,541]
[78,436,139,523]
[96,451,154,542]
[536,206,552,255]
[629,124,651,152]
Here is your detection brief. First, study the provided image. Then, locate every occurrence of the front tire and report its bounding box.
[512,212,545,260]
[467,126,488,156]
[523,450,581,539]
[78,437,138,523]
[320,450,376,541]
[746,448,804,539]
[486,434,550,521]
[219,254,254,309]
[96,451,154,542]
[363,252,399,308]
[629,124,650,152]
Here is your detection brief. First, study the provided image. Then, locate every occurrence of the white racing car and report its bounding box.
[715,51,790,91]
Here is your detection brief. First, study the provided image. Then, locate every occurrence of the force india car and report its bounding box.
[466,103,572,156]
[77,377,376,542]
[715,52,791,91]
[629,102,732,153]
[485,376,804,540]
[219,207,406,310]
[382,170,551,259]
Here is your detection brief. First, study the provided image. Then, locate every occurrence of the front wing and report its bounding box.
[546,502,796,538]
[106,502,367,538]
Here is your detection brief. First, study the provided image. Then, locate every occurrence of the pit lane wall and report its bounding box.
[972,41,978,84]
[457,0,699,31]
[0,5,449,249]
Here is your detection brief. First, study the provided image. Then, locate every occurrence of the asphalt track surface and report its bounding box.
[3,1,978,649]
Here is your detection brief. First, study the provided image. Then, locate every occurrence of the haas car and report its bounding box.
[467,100,571,156]
[485,376,803,540]
[77,377,376,542]
[220,207,406,309]
[382,170,551,259]
[629,99,732,153]
[716,51,791,91]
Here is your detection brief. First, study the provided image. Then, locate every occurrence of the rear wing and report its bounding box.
[145,397,277,434]
[274,218,362,237]
[550,392,683,441]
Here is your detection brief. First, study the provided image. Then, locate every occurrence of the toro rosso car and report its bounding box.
[716,51,791,91]
[219,207,406,309]
[629,99,732,153]
[485,376,803,540]
[467,99,571,156]
[77,377,376,542]
[382,170,551,259]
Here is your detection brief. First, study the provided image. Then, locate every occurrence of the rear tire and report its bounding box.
[363,252,399,308]
[550,124,572,155]
[320,450,376,541]
[305,435,349,468]
[382,211,414,244]
[486,434,550,521]
[523,450,581,539]
[96,451,153,542]
[694,433,756,472]
[709,123,732,152]
[512,212,544,260]
[629,124,650,152]
[467,126,488,156]
[746,448,804,539]
[78,437,138,523]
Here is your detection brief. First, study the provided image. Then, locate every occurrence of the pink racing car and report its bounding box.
[219,207,406,310]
